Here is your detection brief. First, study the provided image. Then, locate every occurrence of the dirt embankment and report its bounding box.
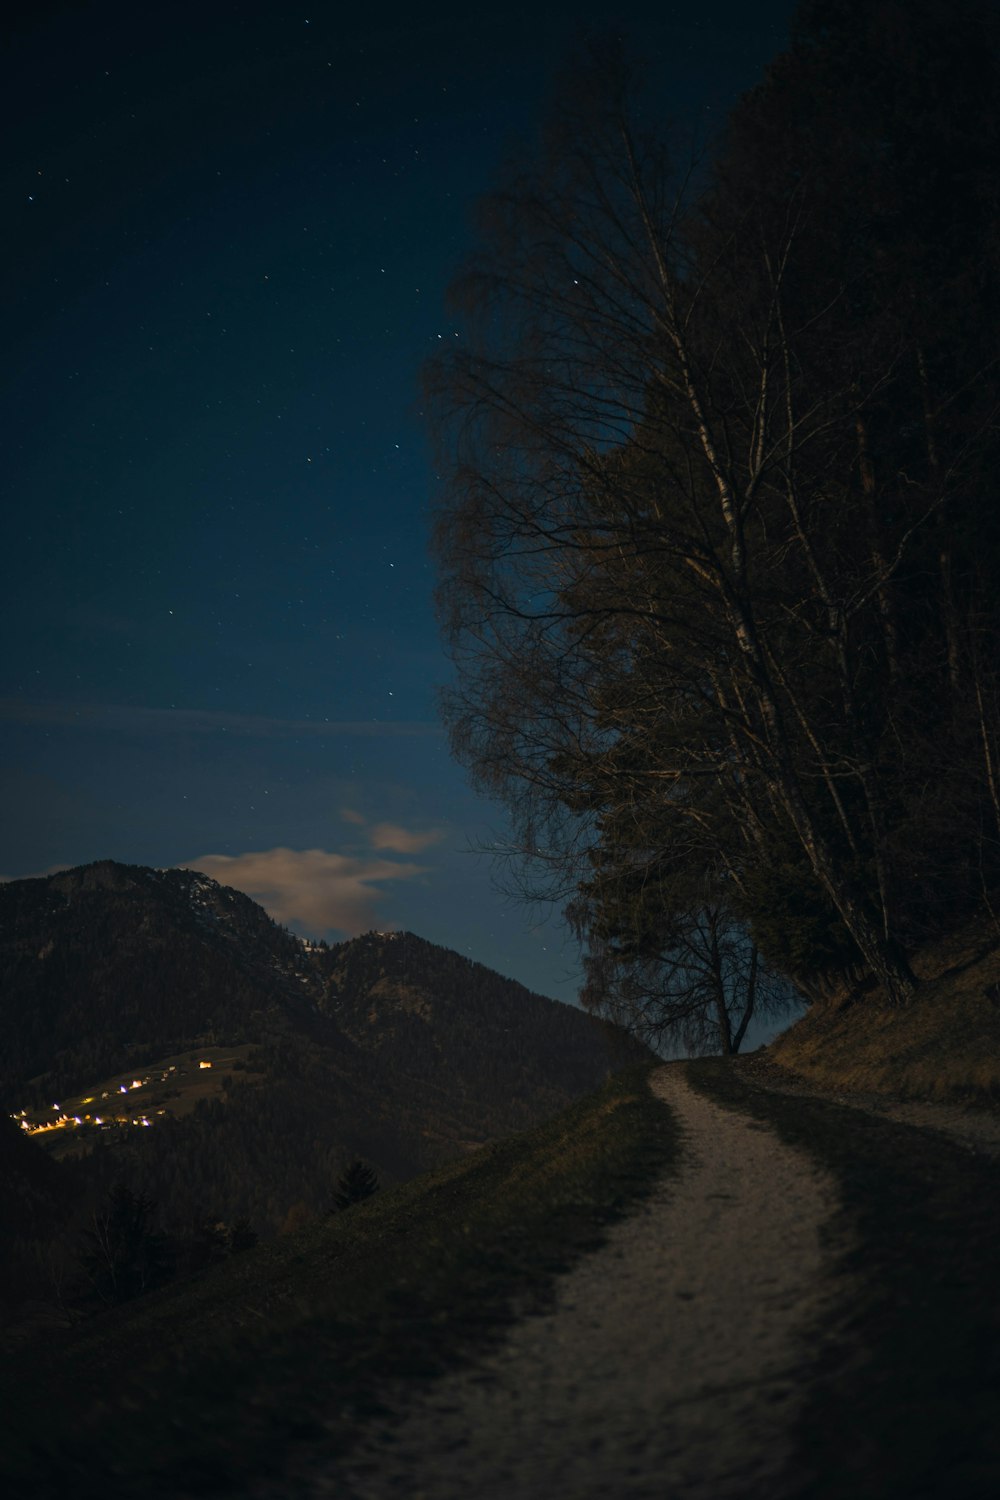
[739,1050,1000,1159]
[769,911,1000,1105]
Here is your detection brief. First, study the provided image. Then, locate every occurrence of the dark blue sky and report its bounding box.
[2,0,793,1004]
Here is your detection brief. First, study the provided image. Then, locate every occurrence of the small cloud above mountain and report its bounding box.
[180,846,430,936]
[337,808,447,854]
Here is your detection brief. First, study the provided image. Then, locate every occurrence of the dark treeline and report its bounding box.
[429,0,1000,1045]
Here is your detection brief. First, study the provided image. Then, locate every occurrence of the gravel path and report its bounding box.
[314,1065,846,1499]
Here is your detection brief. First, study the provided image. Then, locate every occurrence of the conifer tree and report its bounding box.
[333,1159,379,1212]
[79,1183,171,1303]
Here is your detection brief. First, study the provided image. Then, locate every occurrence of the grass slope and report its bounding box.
[3,1064,677,1499]
[770,909,1000,1101]
[688,1056,1000,1500]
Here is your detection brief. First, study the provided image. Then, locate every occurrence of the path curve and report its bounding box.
[311,1065,845,1499]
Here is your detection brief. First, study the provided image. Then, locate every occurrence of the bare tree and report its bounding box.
[430,14,1000,1010]
[571,885,797,1056]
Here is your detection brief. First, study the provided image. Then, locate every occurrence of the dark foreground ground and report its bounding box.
[4,1056,999,1498]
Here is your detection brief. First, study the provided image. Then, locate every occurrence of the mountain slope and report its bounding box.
[0,860,329,1103]
[316,928,627,1122]
[0,861,638,1243]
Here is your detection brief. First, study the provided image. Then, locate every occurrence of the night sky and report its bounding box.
[2,0,793,1004]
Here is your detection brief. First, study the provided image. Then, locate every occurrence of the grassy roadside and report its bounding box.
[687,1056,1000,1500]
[2,1063,678,1498]
[769,910,1000,1102]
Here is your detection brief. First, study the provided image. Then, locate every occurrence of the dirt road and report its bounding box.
[310,1065,846,1499]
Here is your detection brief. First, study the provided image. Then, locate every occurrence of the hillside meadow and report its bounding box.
[2,1065,678,1496]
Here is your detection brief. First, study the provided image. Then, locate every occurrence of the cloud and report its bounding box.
[368,822,446,854]
[0,699,443,739]
[179,846,430,936]
[336,808,447,853]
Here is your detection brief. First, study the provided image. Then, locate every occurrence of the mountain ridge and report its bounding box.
[0,860,639,1259]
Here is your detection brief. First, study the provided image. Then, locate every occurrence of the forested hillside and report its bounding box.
[0,859,323,1104]
[0,861,635,1324]
[317,929,623,1111]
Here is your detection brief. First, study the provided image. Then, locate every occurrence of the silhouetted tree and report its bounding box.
[428,6,1000,1009]
[569,842,798,1054]
[333,1160,379,1212]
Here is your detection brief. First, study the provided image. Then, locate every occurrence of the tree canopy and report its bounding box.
[428,1,1000,1037]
